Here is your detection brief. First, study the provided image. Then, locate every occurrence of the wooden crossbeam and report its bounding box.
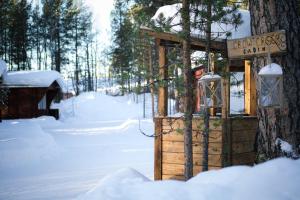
[140,26,227,55]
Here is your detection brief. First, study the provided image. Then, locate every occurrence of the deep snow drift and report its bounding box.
[0,92,154,200]
[78,158,300,200]
[1,92,299,200]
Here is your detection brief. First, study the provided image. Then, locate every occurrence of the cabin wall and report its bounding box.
[154,116,257,180]
[1,87,59,119]
[4,88,46,119]
[155,117,223,180]
[230,117,257,165]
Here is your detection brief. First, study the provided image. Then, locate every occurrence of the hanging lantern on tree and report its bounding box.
[198,53,222,109]
[198,73,222,108]
[258,62,283,108]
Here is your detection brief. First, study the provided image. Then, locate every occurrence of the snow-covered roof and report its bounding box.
[0,59,7,77]
[258,63,283,76]
[3,70,67,92]
[151,3,251,40]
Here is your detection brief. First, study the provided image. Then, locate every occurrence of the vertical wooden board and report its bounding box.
[154,118,163,180]
[221,64,230,118]
[222,118,232,167]
[157,40,168,116]
[244,60,257,116]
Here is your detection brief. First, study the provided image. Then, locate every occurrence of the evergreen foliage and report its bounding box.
[0,0,96,95]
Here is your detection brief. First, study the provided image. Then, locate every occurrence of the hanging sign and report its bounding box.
[227,30,286,59]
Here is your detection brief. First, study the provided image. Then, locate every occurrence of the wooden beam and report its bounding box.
[157,39,168,116]
[221,64,230,119]
[154,118,163,180]
[141,26,227,54]
[221,64,231,167]
[229,60,244,72]
[244,60,257,116]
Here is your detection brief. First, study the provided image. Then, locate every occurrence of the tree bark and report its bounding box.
[249,0,300,159]
[182,0,193,180]
[202,0,212,172]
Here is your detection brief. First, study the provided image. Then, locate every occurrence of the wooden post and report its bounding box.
[154,117,163,180]
[209,53,216,116]
[222,63,232,167]
[244,60,257,116]
[157,39,168,116]
[222,64,230,119]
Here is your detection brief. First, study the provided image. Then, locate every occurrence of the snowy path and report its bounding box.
[0,93,154,200]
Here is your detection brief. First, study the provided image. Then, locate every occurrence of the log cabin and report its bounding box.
[0,66,66,120]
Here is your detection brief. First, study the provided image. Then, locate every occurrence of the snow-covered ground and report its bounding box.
[1,91,299,200]
[78,158,300,200]
[0,92,154,200]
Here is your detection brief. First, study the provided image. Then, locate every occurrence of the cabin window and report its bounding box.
[38,95,47,110]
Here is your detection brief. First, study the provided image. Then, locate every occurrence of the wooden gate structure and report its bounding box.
[141,26,261,180]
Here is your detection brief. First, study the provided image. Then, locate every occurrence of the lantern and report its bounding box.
[198,73,222,108]
[258,63,283,107]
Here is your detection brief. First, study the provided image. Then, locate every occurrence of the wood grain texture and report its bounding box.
[162,164,221,177]
[163,141,223,154]
[162,130,222,143]
[157,40,168,117]
[244,60,257,116]
[232,152,256,165]
[162,152,222,166]
[154,118,163,180]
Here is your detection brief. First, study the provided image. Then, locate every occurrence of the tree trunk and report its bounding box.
[86,43,92,91]
[75,16,80,96]
[249,0,300,159]
[202,0,212,172]
[148,44,155,118]
[182,0,193,180]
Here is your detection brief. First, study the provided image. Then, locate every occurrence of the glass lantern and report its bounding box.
[198,73,222,108]
[258,63,283,107]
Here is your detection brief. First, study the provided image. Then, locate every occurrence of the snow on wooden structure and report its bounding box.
[141,30,258,180]
[0,67,66,120]
[141,4,266,180]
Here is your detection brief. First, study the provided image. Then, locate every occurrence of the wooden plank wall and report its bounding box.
[230,117,257,165]
[158,117,223,180]
[154,116,258,181]
[4,88,46,119]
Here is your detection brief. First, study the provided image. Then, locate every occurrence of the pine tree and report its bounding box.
[111,0,134,95]
[9,0,31,70]
[0,1,13,63]
[29,4,43,70]
[249,0,300,159]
